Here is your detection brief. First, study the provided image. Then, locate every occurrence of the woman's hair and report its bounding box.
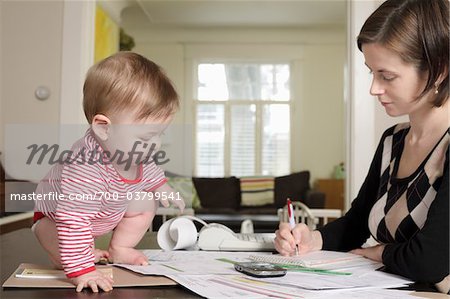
[83,52,179,124]
[357,0,449,107]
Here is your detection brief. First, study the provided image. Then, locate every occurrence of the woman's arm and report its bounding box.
[317,128,388,251]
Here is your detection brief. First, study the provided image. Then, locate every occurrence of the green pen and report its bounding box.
[274,264,351,276]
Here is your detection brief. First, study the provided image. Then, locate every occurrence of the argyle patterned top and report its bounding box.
[318,123,449,285]
[368,123,449,243]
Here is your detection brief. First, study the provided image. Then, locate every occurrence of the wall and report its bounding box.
[299,44,345,180]
[1,0,63,162]
[128,27,346,180]
[95,5,119,63]
[1,1,96,181]
[346,0,408,209]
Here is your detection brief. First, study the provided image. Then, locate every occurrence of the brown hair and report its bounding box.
[357,0,449,107]
[83,52,179,123]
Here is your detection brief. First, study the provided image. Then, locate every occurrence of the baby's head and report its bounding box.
[83,51,179,125]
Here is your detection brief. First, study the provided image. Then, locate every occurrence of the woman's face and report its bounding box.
[362,43,431,117]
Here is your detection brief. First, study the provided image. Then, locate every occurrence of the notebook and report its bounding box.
[250,250,374,270]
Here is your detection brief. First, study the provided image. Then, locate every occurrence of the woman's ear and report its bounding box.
[91,114,111,141]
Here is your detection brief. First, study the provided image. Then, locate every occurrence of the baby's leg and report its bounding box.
[33,217,62,269]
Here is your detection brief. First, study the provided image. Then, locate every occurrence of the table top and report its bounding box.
[1,229,445,298]
[0,228,199,299]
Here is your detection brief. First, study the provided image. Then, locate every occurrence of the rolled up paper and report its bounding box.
[157,216,206,251]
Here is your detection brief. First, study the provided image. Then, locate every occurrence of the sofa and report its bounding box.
[165,170,325,233]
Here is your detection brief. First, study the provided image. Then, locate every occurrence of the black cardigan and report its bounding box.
[318,124,449,284]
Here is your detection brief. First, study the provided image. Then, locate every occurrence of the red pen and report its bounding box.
[287,198,299,256]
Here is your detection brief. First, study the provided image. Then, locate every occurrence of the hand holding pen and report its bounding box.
[287,198,299,256]
[274,199,324,256]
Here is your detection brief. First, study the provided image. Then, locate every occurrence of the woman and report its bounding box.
[275,0,449,293]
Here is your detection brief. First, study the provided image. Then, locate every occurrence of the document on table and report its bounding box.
[249,268,412,291]
[115,250,270,275]
[250,250,379,270]
[115,249,414,298]
[167,274,416,299]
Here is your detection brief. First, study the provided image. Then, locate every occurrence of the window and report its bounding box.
[195,62,291,177]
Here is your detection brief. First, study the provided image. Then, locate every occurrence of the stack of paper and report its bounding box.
[250,250,379,270]
[114,249,415,298]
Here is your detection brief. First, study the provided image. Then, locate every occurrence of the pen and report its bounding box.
[287,198,299,256]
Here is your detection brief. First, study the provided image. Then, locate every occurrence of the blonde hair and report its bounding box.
[83,52,179,123]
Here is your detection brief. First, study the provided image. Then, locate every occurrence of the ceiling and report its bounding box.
[120,0,347,29]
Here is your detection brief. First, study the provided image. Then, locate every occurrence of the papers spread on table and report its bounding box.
[167,274,416,299]
[114,249,415,298]
[250,250,379,270]
[117,250,269,275]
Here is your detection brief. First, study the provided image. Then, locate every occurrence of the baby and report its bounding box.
[33,52,185,292]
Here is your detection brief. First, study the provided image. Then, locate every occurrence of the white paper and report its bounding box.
[167,274,316,299]
[167,274,416,299]
[249,266,412,291]
[157,217,199,250]
[115,249,415,299]
[250,250,378,269]
[116,250,271,275]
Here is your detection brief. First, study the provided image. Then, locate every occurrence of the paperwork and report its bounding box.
[115,250,414,298]
[117,250,270,275]
[167,274,415,299]
[250,250,379,270]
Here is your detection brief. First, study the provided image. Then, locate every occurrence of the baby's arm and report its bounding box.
[54,212,113,292]
[108,211,155,265]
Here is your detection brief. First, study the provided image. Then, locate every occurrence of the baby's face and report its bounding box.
[103,110,172,167]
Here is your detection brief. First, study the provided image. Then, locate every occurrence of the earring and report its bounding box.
[435,83,439,94]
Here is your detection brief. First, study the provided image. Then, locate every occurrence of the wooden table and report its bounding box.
[0,229,199,299]
[0,229,445,298]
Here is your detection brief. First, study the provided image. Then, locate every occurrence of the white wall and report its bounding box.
[346,0,377,209]
[130,28,346,180]
[298,44,345,180]
[346,0,408,209]
[1,1,95,180]
[1,1,63,165]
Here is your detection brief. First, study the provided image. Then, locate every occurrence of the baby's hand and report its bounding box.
[71,269,113,293]
[170,194,185,212]
[156,183,185,213]
[109,246,149,266]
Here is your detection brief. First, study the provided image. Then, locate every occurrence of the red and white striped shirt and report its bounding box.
[34,129,166,278]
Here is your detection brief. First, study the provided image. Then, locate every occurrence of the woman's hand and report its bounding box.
[274,223,323,256]
[351,244,385,262]
[71,269,113,293]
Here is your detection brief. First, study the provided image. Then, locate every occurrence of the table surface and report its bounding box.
[0,228,199,299]
[1,229,446,299]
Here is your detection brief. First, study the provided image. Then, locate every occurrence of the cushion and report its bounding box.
[240,176,274,206]
[192,177,241,210]
[274,171,310,208]
[167,177,201,209]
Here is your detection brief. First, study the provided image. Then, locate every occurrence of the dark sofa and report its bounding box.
[191,171,325,232]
